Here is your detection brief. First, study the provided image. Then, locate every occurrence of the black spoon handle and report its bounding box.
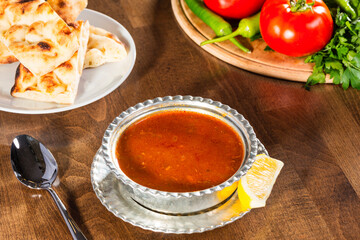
[47,188,87,240]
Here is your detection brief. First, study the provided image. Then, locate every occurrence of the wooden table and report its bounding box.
[1,1,360,239]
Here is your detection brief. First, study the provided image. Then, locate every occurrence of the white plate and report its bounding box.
[91,140,268,234]
[0,9,136,114]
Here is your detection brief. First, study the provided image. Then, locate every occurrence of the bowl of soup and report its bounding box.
[101,95,258,214]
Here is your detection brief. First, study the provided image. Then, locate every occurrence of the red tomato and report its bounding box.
[204,0,266,19]
[260,0,333,57]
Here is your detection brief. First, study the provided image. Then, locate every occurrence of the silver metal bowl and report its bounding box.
[101,95,258,214]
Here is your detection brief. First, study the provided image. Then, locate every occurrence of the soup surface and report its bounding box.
[116,110,245,192]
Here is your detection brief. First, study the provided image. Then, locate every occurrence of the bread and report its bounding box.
[0,24,128,68]
[0,41,17,64]
[11,21,90,104]
[84,25,127,68]
[47,0,88,24]
[0,0,80,77]
[0,0,87,64]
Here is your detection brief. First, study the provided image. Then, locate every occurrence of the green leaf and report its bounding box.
[330,69,341,84]
[350,0,359,8]
[264,46,274,51]
[342,59,351,68]
[337,46,349,59]
[338,28,346,36]
[355,21,360,31]
[347,50,357,61]
[305,55,313,63]
[329,49,338,59]
[338,36,348,44]
[346,21,357,35]
[349,67,360,89]
[350,52,360,67]
[341,68,351,89]
[250,32,262,41]
[313,54,324,66]
[341,67,360,89]
[325,60,343,71]
[351,35,358,43]
[304,8,360,90]
[335,9,349,27]
[306,71,326,85]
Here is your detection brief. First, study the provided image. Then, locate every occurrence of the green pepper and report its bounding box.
[200,12,261,46]
[350,0,359,7]
[352,0,360,16]
[334,0,357,19]
[184,0,250,53]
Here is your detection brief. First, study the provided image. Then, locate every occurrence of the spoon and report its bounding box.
[10,135,87,240]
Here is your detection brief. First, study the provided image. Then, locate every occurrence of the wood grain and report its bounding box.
[0,0,359,239]
[172,0,332,83]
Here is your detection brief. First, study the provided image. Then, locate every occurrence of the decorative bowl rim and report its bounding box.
[101,95,258,198]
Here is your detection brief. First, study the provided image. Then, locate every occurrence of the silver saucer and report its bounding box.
[90,140,268,234]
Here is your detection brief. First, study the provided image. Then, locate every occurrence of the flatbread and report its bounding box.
[0,41,17,64]
[0,0,79,77]
[11,21,89,104]
[0,0,87,64]
[84,25,127,68]
[0,25,128,68]
[47,0,88,24]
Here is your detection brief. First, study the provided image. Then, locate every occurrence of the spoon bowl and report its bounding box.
[10,135,87,240]
[11,135,58,189]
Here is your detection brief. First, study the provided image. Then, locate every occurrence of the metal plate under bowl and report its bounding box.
[91,140,268,234]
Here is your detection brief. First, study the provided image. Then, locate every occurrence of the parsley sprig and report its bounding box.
[305,9,360,90]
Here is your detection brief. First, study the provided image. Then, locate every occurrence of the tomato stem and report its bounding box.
[290,0,315,12]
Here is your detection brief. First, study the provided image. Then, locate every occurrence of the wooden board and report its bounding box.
[172,0,332,83]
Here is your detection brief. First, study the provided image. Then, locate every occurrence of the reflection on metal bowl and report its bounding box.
[102,95,258,214]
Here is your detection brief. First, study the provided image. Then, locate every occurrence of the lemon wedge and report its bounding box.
[238,154,284,210]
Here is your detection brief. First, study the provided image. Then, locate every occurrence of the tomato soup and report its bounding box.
[115,110,244,192]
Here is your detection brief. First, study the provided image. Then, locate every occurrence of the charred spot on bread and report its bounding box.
[10,84,21,95]
[37,2,54,15]
[58,1,66,8]
[15,64,21,81]
[25,86,37,91]
[106,33,114,38]
[5,25,25,38]
[12,64,23,94]
[24,66,31,74]
[18,1,33,14]
[41,76,59,93]
[28,25,36,32]
[10,85,16,95]
[106,33,121,44]
[18,0,35,14]
[15,64,34,85]
[68,22,78,28]
[0,56,18,64]
[59,61,73,70]
[37,41,51,51]
[60,25,72,35]
[18,0,34,3]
